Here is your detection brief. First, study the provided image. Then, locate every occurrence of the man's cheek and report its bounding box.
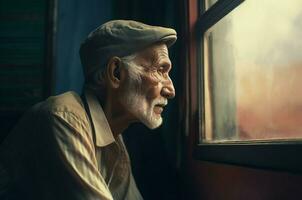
[138,74,161,102]
[141,73,160,86]
[145,87,161,102]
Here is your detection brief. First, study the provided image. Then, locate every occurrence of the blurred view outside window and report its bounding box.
[203,0,302,142]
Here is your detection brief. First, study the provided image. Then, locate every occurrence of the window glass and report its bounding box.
[203,0,302,142]
[205,0,218,10]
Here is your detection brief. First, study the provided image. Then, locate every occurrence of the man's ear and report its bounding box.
[106,56,122,89]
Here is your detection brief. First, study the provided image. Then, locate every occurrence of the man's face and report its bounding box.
[119,43,175,129]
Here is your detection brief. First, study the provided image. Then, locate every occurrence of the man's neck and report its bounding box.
[102,92,136,137]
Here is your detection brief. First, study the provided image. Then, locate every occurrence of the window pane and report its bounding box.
[205,0,218,10]
[203,0,302,142]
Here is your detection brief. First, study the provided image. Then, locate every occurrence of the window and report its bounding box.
[193,0,302,173]
[203,0,302,142]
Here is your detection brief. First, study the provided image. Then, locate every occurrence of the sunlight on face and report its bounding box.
[119,44,173,129]
[120,61,168,129]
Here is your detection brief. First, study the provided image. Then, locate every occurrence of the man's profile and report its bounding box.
[0,20,176,200]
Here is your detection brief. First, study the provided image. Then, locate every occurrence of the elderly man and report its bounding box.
[0,20,176,200]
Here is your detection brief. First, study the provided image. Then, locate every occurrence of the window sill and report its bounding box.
[193,140,302,174]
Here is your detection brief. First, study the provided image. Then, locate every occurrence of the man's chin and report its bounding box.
[142,117,163,130]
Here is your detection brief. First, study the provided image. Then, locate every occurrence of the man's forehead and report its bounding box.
[136,43,170,64]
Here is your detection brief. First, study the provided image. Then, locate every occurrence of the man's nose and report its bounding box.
[161,78,175,99]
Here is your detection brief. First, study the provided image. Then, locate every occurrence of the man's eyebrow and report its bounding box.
[152,53,171,67]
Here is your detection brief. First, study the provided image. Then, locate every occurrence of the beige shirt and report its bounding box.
[0,90,143,200]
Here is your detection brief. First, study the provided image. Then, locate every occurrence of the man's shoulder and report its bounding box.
[21,91,93,138]
[46,91,83,110]
[35,91,87,121]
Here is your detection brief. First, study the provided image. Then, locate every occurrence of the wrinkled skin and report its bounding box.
[119,43,175,129]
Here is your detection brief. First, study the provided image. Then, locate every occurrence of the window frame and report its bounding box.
[190,0,302,174]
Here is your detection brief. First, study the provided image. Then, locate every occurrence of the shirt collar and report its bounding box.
[84,89,115,147]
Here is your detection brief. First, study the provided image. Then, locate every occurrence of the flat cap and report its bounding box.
[80,20,177,78]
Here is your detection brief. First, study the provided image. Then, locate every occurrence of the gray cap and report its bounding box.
[79,20,177,79]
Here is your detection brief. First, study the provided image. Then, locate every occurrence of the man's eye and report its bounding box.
[147,68,157,73]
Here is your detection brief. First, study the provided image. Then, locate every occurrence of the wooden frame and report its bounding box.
[186,0,302,174]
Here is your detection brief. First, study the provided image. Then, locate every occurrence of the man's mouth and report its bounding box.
[154,104,166,114]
